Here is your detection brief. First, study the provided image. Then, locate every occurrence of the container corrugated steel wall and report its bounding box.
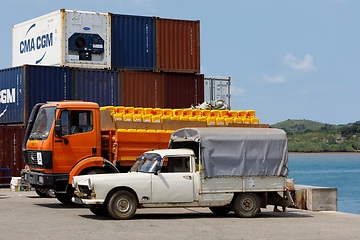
[156,18,200,73]
[164,73,204,109]
[111,14,156,70]
[120,71,164,108]
[0,67,25,124]
[0,125,26,184]
[0,65,72,124]
[73,69,121,107]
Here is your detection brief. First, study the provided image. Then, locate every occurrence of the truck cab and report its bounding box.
[22,101,117,203]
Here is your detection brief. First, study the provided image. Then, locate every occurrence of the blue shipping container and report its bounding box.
[73,69,121,107]
[111,14,156,70]
[0,65,72,124]
[0,65,122,124]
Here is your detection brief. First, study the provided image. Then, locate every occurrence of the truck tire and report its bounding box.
[233,193,260,218]
[35,188,47,197]
[90,207,109,216]
[45,188,56,198]
[107,190,137,220]
[35,188,56,198]
[209,207,231,215]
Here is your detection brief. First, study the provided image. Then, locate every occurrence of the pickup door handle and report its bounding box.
[183,175,192,180]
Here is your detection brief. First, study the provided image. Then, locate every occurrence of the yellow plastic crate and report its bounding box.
[134,108,144,115]
[123,114,133,122]
[162,109,173,117]
[124,107,134,115]
[142,114,152,123]
[251,118,259,124]
[173,109,183,117]
[115,106,125,114]
[207,117,216,125]
[216,117,225,125]
[132,114,142,122]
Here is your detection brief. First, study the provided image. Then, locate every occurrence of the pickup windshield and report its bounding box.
[130,153,162,173]
[29,107,56,140]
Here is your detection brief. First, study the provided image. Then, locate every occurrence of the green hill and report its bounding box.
[271,119,360,152]
[271,119,339,133]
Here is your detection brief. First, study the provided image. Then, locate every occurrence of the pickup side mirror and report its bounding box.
[54,119,62,138]
[154,164,161,175]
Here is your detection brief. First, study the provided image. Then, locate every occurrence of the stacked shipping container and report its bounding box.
[1,10,203,182]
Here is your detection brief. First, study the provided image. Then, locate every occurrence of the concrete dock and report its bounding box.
[0,188,359,240]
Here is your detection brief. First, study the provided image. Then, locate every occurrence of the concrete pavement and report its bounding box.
[0,188,359,240]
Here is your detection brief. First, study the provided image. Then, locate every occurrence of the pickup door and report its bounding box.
[151,156,195,203]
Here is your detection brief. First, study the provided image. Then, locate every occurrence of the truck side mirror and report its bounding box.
[54,119,62,138]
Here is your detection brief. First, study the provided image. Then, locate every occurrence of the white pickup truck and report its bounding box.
[72,127,293,219]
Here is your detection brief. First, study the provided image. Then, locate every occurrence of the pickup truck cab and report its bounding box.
[72,127,293,219]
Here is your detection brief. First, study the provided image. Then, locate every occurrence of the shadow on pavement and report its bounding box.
[78,210,313,221]
[35,203,85,209]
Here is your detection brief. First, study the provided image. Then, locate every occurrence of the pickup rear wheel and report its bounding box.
[209,207,231,215]
[233,193,260,218]
[107,190,137,220]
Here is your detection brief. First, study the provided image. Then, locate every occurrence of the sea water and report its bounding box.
[288,153,360,215]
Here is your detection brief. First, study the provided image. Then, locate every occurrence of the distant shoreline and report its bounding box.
[289,152,360,154]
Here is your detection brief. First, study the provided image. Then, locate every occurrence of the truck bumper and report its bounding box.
[21,171,69,191]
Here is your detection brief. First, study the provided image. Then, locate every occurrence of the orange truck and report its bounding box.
[21,101,266,204]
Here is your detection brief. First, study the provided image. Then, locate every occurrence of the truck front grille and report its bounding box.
[27,151,38,165]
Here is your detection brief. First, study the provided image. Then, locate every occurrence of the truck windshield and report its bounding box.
[130,153,162,173]
[29,107,56,140]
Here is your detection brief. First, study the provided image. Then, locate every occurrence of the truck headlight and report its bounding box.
[88,178,94,190]
[38,176,44,184]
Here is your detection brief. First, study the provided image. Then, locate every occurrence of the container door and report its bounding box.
[151,156,194,203]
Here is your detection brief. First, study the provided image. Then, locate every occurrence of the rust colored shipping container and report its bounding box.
[120,71,165,108]
[0,125,26,186]
[164,73,204,109]
[156,18,200,73]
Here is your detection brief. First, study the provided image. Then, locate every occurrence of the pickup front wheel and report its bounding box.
[233,193,260,218]
[107,190,137,220]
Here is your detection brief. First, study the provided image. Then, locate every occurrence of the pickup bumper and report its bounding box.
[72,197,105,205]
[21,170,69,191]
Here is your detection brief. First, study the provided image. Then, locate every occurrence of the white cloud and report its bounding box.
[263,74,286,83]
[231,86,245,96]
[283,53,316,72]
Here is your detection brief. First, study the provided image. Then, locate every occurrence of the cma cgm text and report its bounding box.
[19,33,53,54]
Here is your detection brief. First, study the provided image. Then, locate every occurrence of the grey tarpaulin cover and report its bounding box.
[169,128,288,178]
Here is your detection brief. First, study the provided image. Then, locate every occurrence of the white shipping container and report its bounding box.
[12,9,110,69]
[204,76,231,109]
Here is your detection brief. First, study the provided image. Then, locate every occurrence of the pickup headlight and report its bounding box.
[88,178,94,190]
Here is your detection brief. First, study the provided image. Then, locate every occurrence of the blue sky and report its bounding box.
[1,0,359,125]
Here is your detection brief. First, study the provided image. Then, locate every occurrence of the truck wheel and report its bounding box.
[107,190,137,220]
[209,207,231,215]
[233,193,260,218]
[90,207,109,216]
[35,188,47,197]
[35,188,55,198]
[45,189,56,198]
